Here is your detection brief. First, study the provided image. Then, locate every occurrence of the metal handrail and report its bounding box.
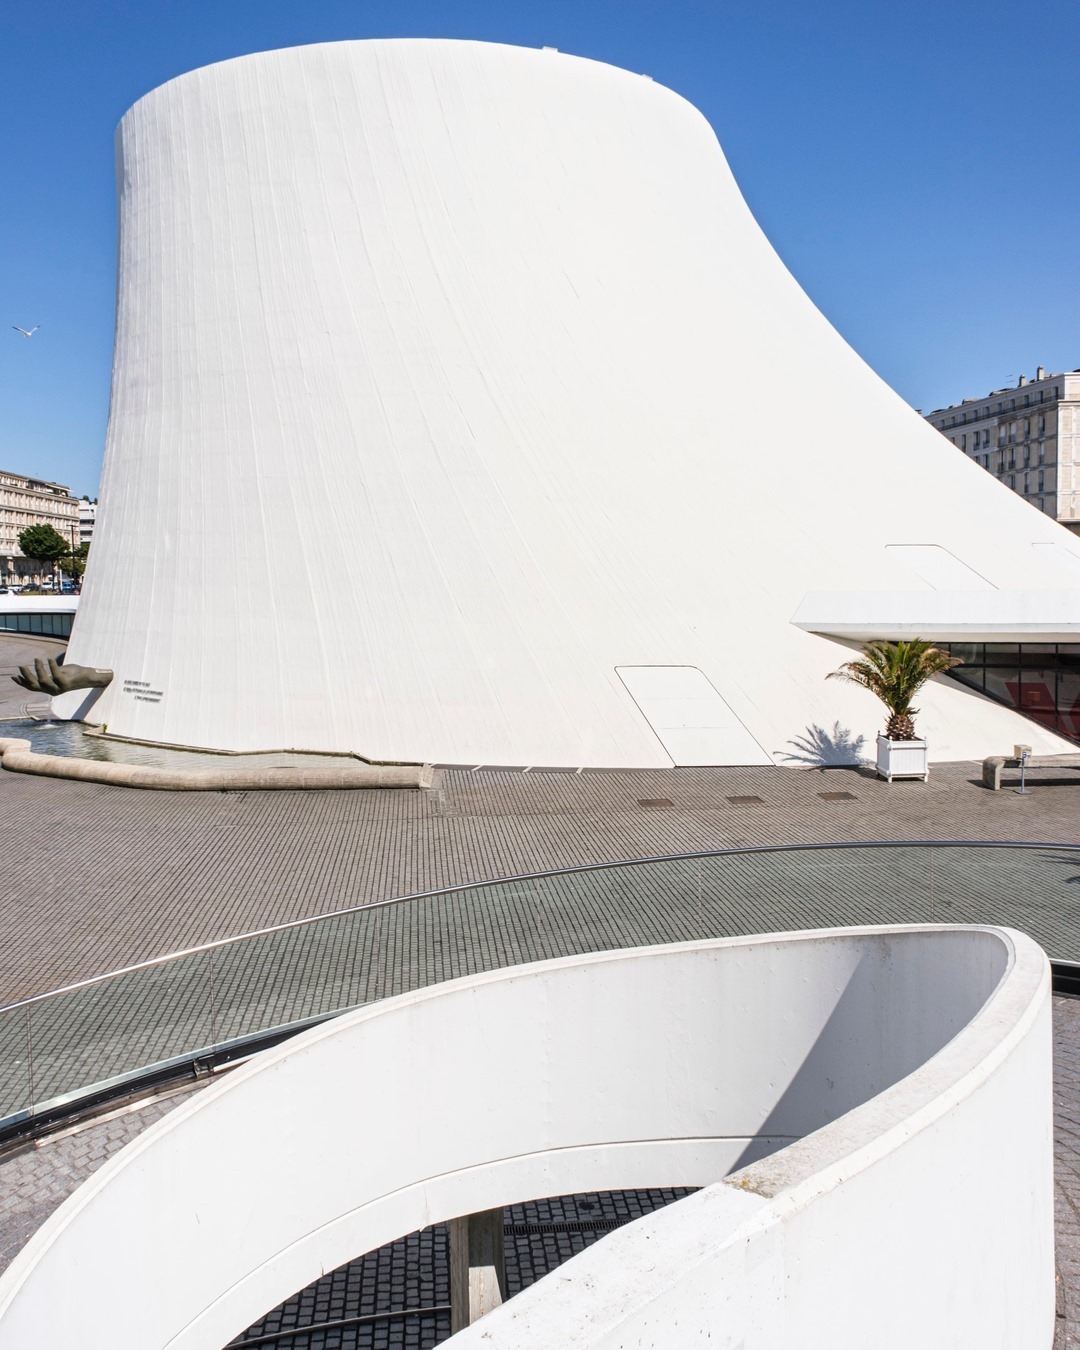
[4,837,1080,1013]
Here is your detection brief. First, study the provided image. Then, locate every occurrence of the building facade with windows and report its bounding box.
[0,469,80,586]
[925,369,1080,531]
[78,499,97,549]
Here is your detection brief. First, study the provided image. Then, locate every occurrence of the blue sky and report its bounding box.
[2,0,1079,497]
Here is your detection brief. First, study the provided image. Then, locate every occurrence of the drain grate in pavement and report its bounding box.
[726,795,764,806]
[818,791,857,802]
[637,798,673,809]
[504,1219,625,1236]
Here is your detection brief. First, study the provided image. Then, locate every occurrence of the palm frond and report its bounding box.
[826,639,961,731]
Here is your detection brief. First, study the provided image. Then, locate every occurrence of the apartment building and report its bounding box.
[0,469,81,584]
[925,367,1080,533]
[78,498,97,548]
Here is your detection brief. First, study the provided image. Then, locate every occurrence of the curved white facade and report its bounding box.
[0,928,1053,1348]
[62,39,1080,763]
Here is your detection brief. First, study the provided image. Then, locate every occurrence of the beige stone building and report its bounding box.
[925,368,1080,533]
[0,469,80,586]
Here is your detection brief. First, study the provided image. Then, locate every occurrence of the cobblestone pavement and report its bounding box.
[1057,996,1080,1347]
[228,1188,697,1348]
[0,1083,201,1273]
[4,737,1080,1003]
[5,840,1080,1126]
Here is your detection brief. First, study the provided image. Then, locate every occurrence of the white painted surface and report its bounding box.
[615,665,770,764]
[0,595,78,615]
[883,543,994,590]
[792,587,1080,642]
[0,927,1052,1349]
[1032,541,1080,581]
[63,40,1080,763]
[876,733,929,781]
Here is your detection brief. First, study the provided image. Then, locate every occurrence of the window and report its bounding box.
[1010,475,1016,489]
[961,434,967,450]
[1039,415,1046,435]
[940,642,1080,741]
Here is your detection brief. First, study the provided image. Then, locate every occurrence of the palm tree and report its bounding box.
[826,639,961,741]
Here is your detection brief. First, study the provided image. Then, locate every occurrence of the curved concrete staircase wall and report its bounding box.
[0,926,1053,1348]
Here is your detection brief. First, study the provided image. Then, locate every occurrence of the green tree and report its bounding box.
[18,524,71,586]
[826,639,962,741]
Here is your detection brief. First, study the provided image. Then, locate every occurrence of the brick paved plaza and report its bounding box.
[5,644,1080,1002]
[3,634,1080,1344]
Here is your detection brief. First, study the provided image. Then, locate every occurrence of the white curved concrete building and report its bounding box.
[59,39,1080,764]
[0,928,1053,1348]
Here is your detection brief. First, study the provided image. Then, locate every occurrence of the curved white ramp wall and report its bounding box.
[62,39,1080,764]
[0,927,1053,1349]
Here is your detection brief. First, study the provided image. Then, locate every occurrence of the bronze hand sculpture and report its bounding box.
[12,656,113,696]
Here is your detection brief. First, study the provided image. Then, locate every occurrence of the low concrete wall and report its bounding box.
[0,928,1053,1349]
[0,738,432,790]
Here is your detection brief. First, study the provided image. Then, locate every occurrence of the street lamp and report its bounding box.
[67,519,76,592]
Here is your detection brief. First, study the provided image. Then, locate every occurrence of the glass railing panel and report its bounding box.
[363,883,550,1003]
[0,1006,31,1121]
[471,849,934,961]
[5,842,1080,1128]
[521,857,704,957]
[26,951,213,1110]
[693,846,938,936]
[210,907,386,1044]
[924,845,1080,964]
[398,865,699,988]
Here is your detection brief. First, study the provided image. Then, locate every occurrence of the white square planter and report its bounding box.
[876,734,929,782]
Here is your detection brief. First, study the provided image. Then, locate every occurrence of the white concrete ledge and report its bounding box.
[0,927,1053,1349]
[0,596,79,613]
[0,739,432,790]
[792,587,1080,642]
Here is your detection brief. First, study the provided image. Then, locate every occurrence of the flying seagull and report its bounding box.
[12,326,39,338]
